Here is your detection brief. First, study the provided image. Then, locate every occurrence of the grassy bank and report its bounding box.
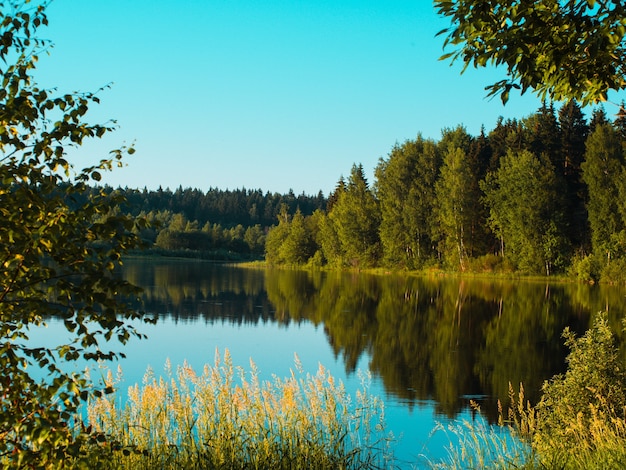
[236,260,579,285]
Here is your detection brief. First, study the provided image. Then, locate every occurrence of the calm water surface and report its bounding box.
[33,258,626,467]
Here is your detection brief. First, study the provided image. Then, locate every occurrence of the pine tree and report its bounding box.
[581,124,625,262]
[528,102,563,176]
[589,107,610,134]
[559,100,590,249]
[329,164,381,267]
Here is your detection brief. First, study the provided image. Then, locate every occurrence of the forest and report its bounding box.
[117,100,626,282]
[264,101,626,281]
[86,185,327,259]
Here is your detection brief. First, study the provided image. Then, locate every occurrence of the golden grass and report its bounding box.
[430,383,626,470]
[87,349,395,469]
[532,403,626,469]
[428,386,536,469]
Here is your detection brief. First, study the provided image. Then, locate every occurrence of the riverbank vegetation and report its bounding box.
[84,349,393,469]
[435,313,626,469]
[100,99,626,284]
[263,106,626,283]
[5,0,626,468]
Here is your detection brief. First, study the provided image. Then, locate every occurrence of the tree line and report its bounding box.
[266,101,626,281]
[82,186,327,258]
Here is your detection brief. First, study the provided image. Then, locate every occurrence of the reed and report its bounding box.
[86,349,394,469]
[428,385,537,470]
[531,403,626,469]
[431,382,626,469]
[428,313,626,469]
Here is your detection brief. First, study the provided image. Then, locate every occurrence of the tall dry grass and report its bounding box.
[430,382,626,469]
[87,349,395,469]
[428,384,536,469]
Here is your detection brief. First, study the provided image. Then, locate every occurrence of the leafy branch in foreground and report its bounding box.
[435,0,626,105]
[0,1,148,467]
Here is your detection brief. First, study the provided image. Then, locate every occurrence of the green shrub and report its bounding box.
[568,253,601,282]
[466,254,515,274]
[534,312,626,463]
[432,313,626,469]
[601,258,626,283]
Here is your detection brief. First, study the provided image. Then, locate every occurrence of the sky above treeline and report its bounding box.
[36,0,624,196]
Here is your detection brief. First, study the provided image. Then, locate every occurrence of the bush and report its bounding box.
[534,312,626,460]
[466,254,515,274]
[600,258,626,283]
[568,253,601,282]
[433,313,626,469]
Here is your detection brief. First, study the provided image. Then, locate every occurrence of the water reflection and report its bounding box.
[122,258,626,421]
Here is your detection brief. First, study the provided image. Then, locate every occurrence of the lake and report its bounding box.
[32,258,626,467]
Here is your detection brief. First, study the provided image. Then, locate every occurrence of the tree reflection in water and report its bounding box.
[122,258,626,422]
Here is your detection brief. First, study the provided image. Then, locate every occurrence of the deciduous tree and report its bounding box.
[481,150,566,274]
[435,145,475,270]
[375,136,440,268]
[0,1,148,467]
[279,209,315,265]
[436,0,626,105]
[264,204,291,265]
[329,164,381,267]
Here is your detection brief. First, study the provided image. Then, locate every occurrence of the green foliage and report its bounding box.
[0,1,147,466]
[120,186,326,230]
[278,209,316,265]
[582,124,625,261]
[375,136,440,269]
[146,208,263,257]
[534,313,626,465]
[435,314,626,469]
[265,207,317,266]
[265,204,291,265]
[481,149,566,274]
[329,164,381,268]
[435,0,626,105]
[601,257,626,283]
[243,223,266,254]
[568,252,602,282]
[266,101,603,276]
[559,100,589,247]
[435,145,475,270]
[318,210,343,268]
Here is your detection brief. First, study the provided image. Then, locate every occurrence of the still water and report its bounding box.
[34,258,626,467]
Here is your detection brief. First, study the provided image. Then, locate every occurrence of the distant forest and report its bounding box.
[107,100,626,281]
[89,185,326,259]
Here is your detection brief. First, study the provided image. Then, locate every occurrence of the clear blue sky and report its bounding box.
[35,0,621,196]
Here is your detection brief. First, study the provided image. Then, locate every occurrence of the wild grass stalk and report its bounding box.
[428,384,538,469]
[532,404,626,469]
[430,382,626,469]
[86,349,394,469]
